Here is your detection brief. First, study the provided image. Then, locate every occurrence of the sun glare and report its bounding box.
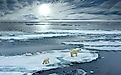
[38,4,51,16]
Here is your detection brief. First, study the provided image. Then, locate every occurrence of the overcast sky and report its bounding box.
[0,0,121,20]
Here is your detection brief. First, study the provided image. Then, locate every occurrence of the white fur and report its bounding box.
[70,48,80,57]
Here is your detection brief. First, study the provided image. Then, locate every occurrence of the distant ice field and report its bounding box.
[0,30,121,52]
[0,30,121,40]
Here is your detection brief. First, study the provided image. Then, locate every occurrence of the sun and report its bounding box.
[38,4,51,16]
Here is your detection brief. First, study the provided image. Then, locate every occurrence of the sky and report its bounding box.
[0,0,121,20]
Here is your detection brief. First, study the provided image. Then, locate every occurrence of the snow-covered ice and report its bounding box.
[0,72,25,75]
[0,33,74,40]
[90,70,94,74]
[62,40,121,50]
[0,49,98,75]
[49,73,58,75]
[85,46,121,50]
[36,30,121,35]
[62,41,121,46]
[0,30,121,40]
[62,52,98,63]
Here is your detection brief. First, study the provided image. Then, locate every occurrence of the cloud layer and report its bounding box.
[0,0,121,20]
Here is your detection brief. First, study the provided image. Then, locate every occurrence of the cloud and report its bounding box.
[0,0,121,19]
[6,0,22,10]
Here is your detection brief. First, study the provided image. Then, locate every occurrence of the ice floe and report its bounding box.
[0,72,25,75]
[90,70,94,74]
[62,52,98,63]
[62,41,121,46]
[0,33,74,40]
[37,30,121,35]
[85,46,121,50]
[0,30,121,41]
[0,49,98,75]
[63,41,121,50]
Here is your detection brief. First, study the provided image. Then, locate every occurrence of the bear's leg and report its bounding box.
[71,52,74,57]
[75,53,78,57]
[43,60,48,64]
[45,61,48,64]
[47,60,49,64]
[42,60,45,64]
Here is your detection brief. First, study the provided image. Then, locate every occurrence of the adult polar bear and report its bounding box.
[70,48,81,57]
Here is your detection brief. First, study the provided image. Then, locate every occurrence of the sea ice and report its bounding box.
[0,72,25,75]
[85,46,121,50]
[49,73,58,75]
[0,31,75,40]
[62,41,121,51]
[0,49,98,75]
[62,52,98,63]
[0,30,121,40]
[62,41,121,46]
[90,70,94,74]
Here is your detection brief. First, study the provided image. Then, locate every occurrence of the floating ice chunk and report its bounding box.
[35,52,41,55]
[8,40,14,42]
[49,73,58,75]
[23,53,33,56]
[62,52,98,63]
[90,70,94,74]
[101,57,104,59]
[75,69,87,75]
[26,73,32,75]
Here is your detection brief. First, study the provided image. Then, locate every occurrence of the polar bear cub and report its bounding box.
[42,57,49,64]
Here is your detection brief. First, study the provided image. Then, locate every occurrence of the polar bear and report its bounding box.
[42,57,49,64]
[70,48,80,57]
